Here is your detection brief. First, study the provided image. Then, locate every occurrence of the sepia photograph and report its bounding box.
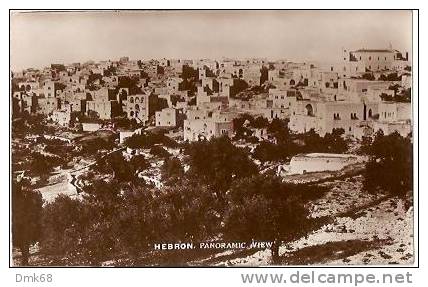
[10,10,415,267]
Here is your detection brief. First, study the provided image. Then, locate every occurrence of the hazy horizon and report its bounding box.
[10,10,413,71]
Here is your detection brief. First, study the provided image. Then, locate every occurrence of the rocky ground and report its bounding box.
[215,175,414,266]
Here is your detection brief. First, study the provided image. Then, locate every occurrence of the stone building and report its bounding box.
[155,108,179,127]
[123,94,149,124]
[288,153,359,175]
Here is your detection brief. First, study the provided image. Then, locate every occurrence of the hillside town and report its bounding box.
[11,46,413,266]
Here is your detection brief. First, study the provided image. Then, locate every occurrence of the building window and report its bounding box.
[369,56,372,60]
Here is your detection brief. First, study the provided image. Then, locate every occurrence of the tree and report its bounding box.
[161,157,184,181]
[233,114,255,141]
[112,117,138,130]
[41,195,90,264]
[149,179,220,244]
[223,175,324,263]
[12,180,43,265]
[87,110,100,120]
[260,66,269,85]
[323,128,349,153]
[106,152,134,182]
[124,132,178,149]
[39,178,219,265]
[41,181,127,265]
[29,152,64,176]
[363,131,412,198]
[80,137,115,155]
[268,118,291,144]
[253,141,286,162]
[297,129,325,153]
[185,136,257,194]
[250,116,269,129]
[92,152,137,182]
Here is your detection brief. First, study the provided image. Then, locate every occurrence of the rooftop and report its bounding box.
[294,153,357,159]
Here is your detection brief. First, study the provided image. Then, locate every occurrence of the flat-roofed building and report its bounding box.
[288,153,359,175]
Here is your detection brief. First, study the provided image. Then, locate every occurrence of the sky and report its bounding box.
[10,10,413,71]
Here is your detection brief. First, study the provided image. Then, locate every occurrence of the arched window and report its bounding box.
[129,97,134,103]
[130,111,134,117]
[368,109,372,118]
[135,97,140,103]
[290,79,296,86]
[305,104,314,116]
[135,104,140,110]
[26,84,31,91]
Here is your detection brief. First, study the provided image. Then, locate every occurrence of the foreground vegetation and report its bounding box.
[12,123,412,266]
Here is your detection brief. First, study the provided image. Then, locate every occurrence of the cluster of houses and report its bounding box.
[12,46,412,142]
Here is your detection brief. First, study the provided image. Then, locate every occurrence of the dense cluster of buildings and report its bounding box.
[12,46,412,142]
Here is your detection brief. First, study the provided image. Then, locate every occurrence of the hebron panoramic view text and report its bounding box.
[10,10,414,266]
